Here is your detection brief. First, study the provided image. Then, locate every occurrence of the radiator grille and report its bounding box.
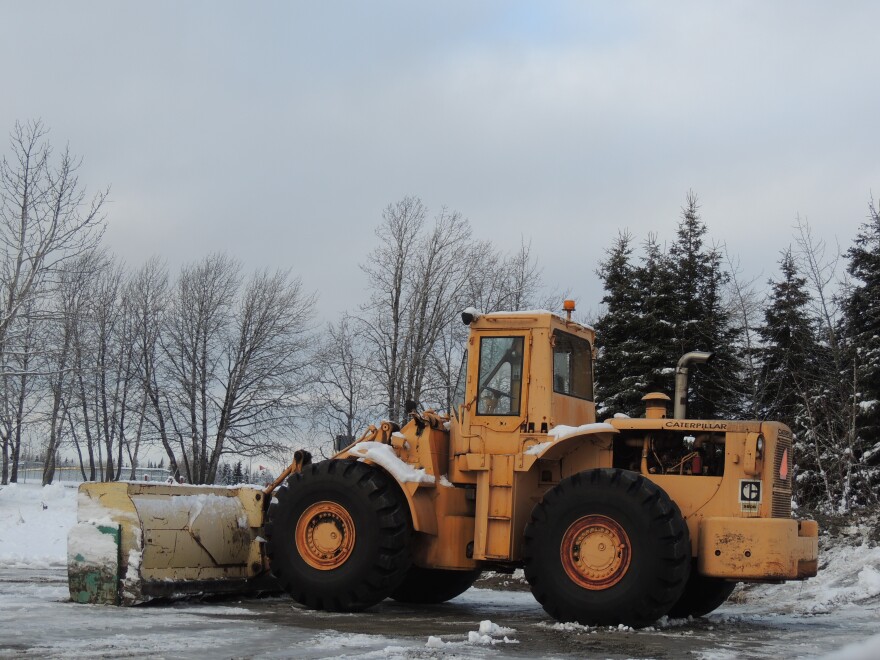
[771,434,792,518]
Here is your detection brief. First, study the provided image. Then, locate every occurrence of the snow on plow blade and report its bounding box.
[68,482,276,605]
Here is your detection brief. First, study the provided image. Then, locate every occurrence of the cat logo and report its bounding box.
[739,479,762,512]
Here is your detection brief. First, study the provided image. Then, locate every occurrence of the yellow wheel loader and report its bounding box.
[69,304,818,627]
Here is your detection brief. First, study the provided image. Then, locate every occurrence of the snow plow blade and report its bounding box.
[68,482,276,605]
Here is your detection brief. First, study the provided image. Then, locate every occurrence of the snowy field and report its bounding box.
[2,483,880,659]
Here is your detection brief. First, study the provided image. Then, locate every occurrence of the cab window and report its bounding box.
[553,330,593,400]
[452,350,468,416]
[477,336,524,416]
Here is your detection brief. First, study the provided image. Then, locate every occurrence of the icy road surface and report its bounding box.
[3,483,880,658]
[1,566,879,659]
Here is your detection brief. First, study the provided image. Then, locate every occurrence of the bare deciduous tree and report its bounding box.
[0,119,106,356]
[792,217,862,510]
[309,315,381,457]
[128,258,180,479]
[0,120,107,484]
[361,198,547,422]
[148,257,315,484]
[160,253,240,484]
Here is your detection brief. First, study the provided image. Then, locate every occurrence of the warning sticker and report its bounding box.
[739,479,762,512]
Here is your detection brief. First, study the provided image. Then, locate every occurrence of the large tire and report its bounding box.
[265,459,411,612]
[390,566,481,604]
[523,468,691,628]
[667,567,737,618]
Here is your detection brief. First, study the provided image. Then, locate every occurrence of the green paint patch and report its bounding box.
[67,523,122,605]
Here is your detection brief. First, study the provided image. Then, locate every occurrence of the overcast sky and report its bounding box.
[2,1,878,322]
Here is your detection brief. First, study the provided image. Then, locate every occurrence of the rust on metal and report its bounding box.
[295,501,356,570]
[560,514,631,590]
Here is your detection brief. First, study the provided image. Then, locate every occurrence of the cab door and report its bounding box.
[470,332,530,437]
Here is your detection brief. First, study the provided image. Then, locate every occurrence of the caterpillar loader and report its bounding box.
[69,302,818,627]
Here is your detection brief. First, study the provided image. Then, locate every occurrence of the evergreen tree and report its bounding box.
[667,193,742,419]
[758,250,825,503]
[846,199,880,471]
[634,233,679,397]
[594,194,745,420]
[759,250,817,421]
[594,232,646,417]
[232,461,244,484]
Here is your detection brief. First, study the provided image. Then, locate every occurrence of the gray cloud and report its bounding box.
[2,1,877,320]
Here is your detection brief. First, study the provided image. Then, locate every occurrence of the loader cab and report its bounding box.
[452,309,597,455]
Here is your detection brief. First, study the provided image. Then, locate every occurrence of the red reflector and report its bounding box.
[780,448,789,480]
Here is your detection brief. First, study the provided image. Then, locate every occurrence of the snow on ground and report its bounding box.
[733,542,880,616]
[0,482,76,568]
[3,482,880,658]
[823,633,880,660]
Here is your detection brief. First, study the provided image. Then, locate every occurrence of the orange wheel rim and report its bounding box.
[296,501,356,570]
[561,514,631,590]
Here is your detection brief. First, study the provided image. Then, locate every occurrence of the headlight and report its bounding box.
[756,435,765,459]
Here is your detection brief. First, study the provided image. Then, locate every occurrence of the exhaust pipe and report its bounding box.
[674,351,714,419]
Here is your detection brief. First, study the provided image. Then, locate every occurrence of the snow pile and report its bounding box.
[461,306,482,321]
[543,620,595,632]
[348,441,445,485]
[524,422,617,455]
[130,492,248,529]
[467,619,518,645]
[0,482,77,568]
[547,422,616,441]
[736,542,880,615]
[524,441,553,455]
[67,522,118,566]
[424,620,519,648]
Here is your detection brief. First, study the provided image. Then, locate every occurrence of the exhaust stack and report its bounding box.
[674,351,714,419]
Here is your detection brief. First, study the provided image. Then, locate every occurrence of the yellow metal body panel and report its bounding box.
[698,517,819,579]
[74,482,266,603]
[411,486,477,570]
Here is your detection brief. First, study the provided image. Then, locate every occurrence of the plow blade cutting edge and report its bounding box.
[68,482,277,605]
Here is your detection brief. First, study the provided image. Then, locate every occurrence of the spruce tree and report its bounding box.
[594,232,645,417]
[232,461,244,484]
[634,233,678,396]
[846,199,880,471]
[667,192,742,419]
[759,249,817,421]
[758,250,825,503]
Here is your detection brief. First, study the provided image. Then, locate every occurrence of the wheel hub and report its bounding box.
[561,514,631,590]
[296,501,356,570]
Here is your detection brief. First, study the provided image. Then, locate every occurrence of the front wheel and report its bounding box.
[265,459,411,611]
[523,468,691,628]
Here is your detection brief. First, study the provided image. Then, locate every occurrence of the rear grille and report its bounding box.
[771,434,792,518]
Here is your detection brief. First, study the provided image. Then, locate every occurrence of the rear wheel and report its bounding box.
[523,468,691,628]
[667,568,737,618]
[390,566,481,604]
[265,459,411,611]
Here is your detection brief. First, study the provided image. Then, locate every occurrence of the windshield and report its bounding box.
[477,336,524,416]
